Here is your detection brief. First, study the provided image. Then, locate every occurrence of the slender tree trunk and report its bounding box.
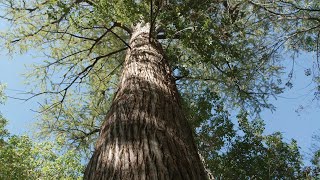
[84,23,207,180]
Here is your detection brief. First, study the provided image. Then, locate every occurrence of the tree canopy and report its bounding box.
[1,0,320,179]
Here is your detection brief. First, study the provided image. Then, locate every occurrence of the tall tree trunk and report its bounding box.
[84,23,207,180]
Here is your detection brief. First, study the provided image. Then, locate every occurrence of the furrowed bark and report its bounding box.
[84,23,207,180]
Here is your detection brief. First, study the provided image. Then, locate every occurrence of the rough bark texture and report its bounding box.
[84,23,207,180]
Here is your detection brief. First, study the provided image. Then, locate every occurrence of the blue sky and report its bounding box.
[0,53,41,135]
[262,52,320,162]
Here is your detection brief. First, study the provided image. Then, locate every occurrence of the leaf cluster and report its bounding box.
[0,117,84,179]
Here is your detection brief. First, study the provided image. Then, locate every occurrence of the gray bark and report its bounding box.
[84,23,207,180]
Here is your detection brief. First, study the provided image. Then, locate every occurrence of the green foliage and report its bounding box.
[0,83,6,104]
[3,0,310,115]
[94,0,150,25]
[0,115,8,139]
[195,109,302,179]
[0,134,34,179]
[182,89,303,178]
[0,119,84,179]
[301,132,320,179]
[0,84,8,145]
[0,86,83,179]
[312,149,320,168]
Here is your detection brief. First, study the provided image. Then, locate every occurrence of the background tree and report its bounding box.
[300,131,320,179]
[0,84,83,179]
[0,117,84,179]
[196,111,302,179]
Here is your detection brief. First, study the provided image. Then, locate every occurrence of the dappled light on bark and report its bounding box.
[84,23,207,180]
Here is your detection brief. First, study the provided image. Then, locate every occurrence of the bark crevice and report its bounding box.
[85,23,207,180]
